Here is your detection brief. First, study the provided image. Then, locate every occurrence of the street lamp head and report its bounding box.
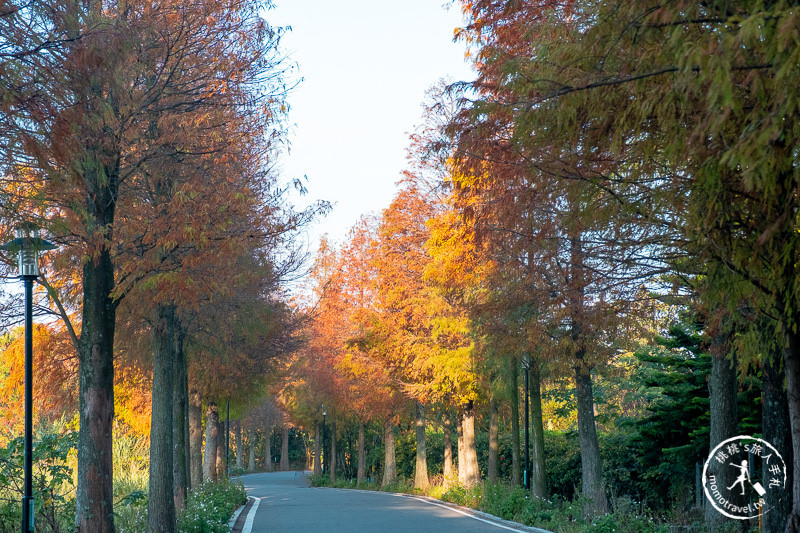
[1,222,57,278]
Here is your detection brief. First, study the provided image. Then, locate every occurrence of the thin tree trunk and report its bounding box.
[147,304,176,533]
[382,418,397,486]
[570,232,607,516]
[530,361,546,498]
[462,401,479,486]
[216,416,226,478]
[575,363,607,515]
[235,421,243,470]
[763,343,792,533]
[182,347,190,494]
[76,239,117,532]
[172,320,188,512]
[189,390,203,488]
[414,402,429,489]
[510,359,521,487]
[442,412,454,485]
[265,426,273,472]
[704,332,738,530]
[202,403,218,481]
[783,327,800,531]
[248,428,256,472]
[281,425,290,471]
[329,418,337,483]
[313,422,321,476]
[488,398,498,483]
[524,362,530,490]
[357,421,366,484]
[457,411,465,484]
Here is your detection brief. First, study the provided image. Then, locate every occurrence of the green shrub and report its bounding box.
[543,430,581,500]
[308,473,328,487]
[178,479,247,533]
[115,492,147,533]
[439,483,481,508]
[481,482,529,521]
[0,431,77,532]
[228,465,248,477]
[378,478,413,494]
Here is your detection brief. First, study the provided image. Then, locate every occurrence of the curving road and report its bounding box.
[230,471,549,533]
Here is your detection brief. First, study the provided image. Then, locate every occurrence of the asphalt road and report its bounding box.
[231,471,547,533]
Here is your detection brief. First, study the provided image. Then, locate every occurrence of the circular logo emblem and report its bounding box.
[702,435,788,520]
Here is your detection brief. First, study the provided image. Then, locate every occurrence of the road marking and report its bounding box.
[241,497,261,533]
[408,496,535,532]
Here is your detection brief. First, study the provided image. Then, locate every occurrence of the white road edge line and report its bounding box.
[241,497,261,533]
[407,496,528,532]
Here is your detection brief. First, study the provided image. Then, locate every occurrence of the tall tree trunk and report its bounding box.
[462,401,480,486]
[763,343,792,533]
[704,333,738,530]
[382,418,397,486]
[329,418,337,483]
[488,398,499,483]
[172,320,188,511]
[76,234,117,532]
[575,363,607,515]
[457,410,466,484]
[264,426,273,472]
[216,416,226,478]
[530,361,546,498]
[280,425,290,471]
[524,361,530,489]
[248,429,256,472]
[442,412,454,485]
[357,421,366,484]
[147,304,176,533]
[202,403,218,481]
[189,390,203,488]
[570,232,607,516]
[414,402,429,489]
[234,421,243,470]
[182,344,190,494]
[313,422,321,476]
[510,359,521,487]
[782,327,800,531]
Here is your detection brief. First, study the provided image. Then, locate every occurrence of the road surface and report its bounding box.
[231,471,548,533]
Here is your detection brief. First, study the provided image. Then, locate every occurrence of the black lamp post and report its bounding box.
[1,222,56,533]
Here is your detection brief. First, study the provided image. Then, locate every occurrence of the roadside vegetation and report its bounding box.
[310,473,668,533]
[0,428,247,532]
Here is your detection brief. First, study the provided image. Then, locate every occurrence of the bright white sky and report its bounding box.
[268,0,474,253]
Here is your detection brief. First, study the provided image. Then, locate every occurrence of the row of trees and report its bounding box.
[280,1,799,531]
[449,1,798,530]
[1,0,323,531]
